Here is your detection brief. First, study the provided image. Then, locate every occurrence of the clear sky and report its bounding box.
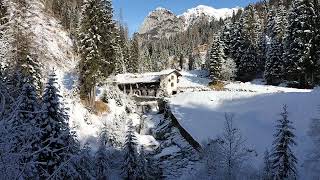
[113,0,261,35]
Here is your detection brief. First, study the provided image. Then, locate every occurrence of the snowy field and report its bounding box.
[170,81,318,173]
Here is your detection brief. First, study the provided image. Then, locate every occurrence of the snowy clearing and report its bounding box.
[170,84,318,173]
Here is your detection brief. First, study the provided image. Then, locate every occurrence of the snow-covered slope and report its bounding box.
[169,81,316,177]
[179,5,240,29]
[139,5,240,38]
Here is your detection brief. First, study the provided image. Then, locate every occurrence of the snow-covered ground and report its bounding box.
[170,77,318,175]
[177,70,211,91]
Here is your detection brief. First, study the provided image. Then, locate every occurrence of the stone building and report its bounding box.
[115,69,182,97]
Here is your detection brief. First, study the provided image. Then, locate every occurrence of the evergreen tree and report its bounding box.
[262,149,273,180]
[284,0,317,87]
[36,71,79,178]
[271,105,298,179]
[238,42,259,81]
[264,38,284,85]
[307,105,320,178]
[230,14,258,81]
[136,146,151,180]
[8,79,41,178]
[264,0,287,85]
[122,119,138,180]
[209,36,224,82]
[312,0,320,84]
[95,122,111,180]
[7,0,43,94]
[128,33,140,73]
[78,0,117,106]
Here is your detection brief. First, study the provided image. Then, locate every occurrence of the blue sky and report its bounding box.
[113,0,261,35]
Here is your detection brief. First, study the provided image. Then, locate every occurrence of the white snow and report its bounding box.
[169,83,318,174]
[154,145,181,159]
[114,69,180,84]
[179,5,240,28]
[177,70,211,91]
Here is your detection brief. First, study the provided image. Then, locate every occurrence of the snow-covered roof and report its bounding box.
[115,69,182,84]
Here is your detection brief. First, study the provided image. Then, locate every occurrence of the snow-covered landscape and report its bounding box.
[1,0,320,179]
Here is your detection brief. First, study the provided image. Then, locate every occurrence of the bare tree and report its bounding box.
[220,113,254,180]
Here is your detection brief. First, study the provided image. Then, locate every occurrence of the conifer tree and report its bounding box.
[128,33,140,73]
[136,146,151,180]
[209,36,224,82]
[95,122,111,179]
[264,38,284,85]
[122,119,138,180]
[36,71,79,178]
[284,0,317,87]
[8,0,43,94]
[271,105,298,179]
[262,149,273,180]
[78,0,117,106]
[312,0,320,84]
[8,78,41,178]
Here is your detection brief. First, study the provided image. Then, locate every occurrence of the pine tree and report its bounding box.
[122,119,138,180]
[312,0,320,84]
[307,105,320,177]
[230,13,258,81]
[209,36,224,82]
[264,38,284,85]
[95,122,111,180]
[271,105,298,179]
[262,149,273,180]
[36,71,79,178]
[136,146,151,180]
[7,0,43,94]
[284,0,317,87]
[8,78,41,178]
[78,0,117,107]
[128,33,140,73]
[238,42,258,81]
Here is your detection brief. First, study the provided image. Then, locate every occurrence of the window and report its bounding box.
[171,75,174,80]
[171,82,174,87]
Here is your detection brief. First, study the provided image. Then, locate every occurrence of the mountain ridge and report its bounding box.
[138,5,240,39]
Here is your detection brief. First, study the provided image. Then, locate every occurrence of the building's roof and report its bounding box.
[115,69,182,84]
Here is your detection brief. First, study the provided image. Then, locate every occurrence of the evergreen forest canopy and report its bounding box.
[0,0,319,179]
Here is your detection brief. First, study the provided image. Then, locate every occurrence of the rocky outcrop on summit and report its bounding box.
[138,5,239,40]
[138,7,184,40]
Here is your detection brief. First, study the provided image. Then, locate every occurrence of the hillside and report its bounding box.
[138,5,239,39]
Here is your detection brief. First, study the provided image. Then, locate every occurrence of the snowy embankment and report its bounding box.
[170,77,318,174]
[177,70,211,91]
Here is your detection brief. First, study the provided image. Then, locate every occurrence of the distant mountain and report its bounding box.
[138,7,184,40]
[138,5,240,39]
[178,5,240,29]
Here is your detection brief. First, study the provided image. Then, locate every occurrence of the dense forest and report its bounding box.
[0,0,320,179]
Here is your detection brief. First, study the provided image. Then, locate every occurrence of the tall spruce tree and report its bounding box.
[209,36,224,82]
[36,71,79,178]
[264,1,287,85]
[312,0,320,84]
[9,78,41,178]
[284,0,317,87]
[95,126,111,180]
[271,105,298,179]
[78,0,117,107]
[262,149,273,180]
[122,119,138,180]
[128,33,140,73]
[265,38,285,85]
